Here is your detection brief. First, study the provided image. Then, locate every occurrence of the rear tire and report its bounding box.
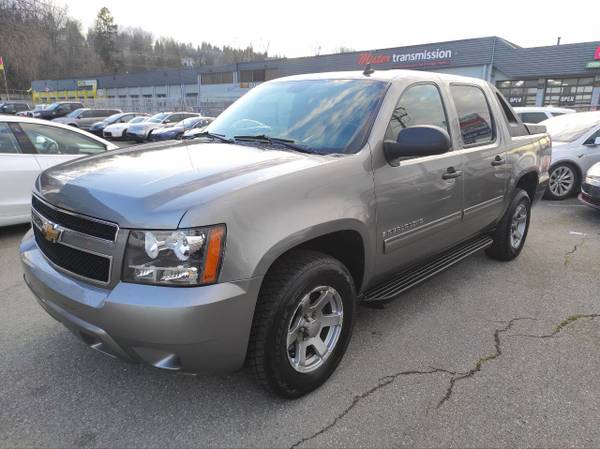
[486,189,531,261]
[247,250,356,398]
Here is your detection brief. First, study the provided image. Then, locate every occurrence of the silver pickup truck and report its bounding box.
[20,69,550,397]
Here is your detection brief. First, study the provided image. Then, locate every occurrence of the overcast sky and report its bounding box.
[57,0,600,58]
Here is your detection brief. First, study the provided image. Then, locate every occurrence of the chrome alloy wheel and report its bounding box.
[510,203,528,249]
[287,286,344,373]
[549,165,575,198]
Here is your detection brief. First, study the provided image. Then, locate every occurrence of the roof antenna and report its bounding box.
[363,63,375,76]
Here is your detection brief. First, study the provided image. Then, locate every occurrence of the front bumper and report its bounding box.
[579,182,600,210]
[20,230,263,374]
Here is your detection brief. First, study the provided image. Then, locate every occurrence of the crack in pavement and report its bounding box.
[510,313,600,339]
[289,367,457,449]
[564,236,586,266]
[290,313,598,447]
[435,317,536,408]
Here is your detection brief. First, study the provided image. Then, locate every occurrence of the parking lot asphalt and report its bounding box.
[1,198,599,448]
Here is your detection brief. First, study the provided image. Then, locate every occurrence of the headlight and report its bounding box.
[585,175,600,187]
[123,225,226,286]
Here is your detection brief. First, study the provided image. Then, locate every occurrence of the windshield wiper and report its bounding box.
[192,131,235,143]
[233,134,314,154]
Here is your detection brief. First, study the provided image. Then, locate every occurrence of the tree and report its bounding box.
[92,7,118,70]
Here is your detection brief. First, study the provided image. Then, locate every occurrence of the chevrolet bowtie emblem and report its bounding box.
[41,222,63,243]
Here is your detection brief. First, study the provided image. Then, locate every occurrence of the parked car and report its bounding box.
[103,115,148,140]
[126,112,199,142]
[580,162,600,210]
[20,70,550,397]
[0,116,117,227]
[0,102,30,115]
[514,106,575,124]
[52,108,122,130]
[181,117,216,139]
[541,111,600,200]
[33,101,84,120]
[149,116,213,141]
[17,104,48,118]
[88,112,149,136]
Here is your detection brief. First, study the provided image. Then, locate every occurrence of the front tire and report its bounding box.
[545,163,580,200]
[247,250,356,398]
[486,189,531,261]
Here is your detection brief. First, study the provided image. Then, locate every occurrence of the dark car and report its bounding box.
[88,112,149,136]
[0,102,30,115]
[33,101,84,120]
[149,116,213,141]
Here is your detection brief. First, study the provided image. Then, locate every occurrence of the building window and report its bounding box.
[544,77,594,109]
[239,69,267,83]
[201,71,234,85]
[496,80,538,106]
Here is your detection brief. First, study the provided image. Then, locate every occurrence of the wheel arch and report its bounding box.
[253,221,370,294]
[549,159,582,180]
[515,170,539,201]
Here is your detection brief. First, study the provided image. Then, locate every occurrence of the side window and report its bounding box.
[450,84,495,146]
[584,129,600,145]
[19,123,106,155]
[385,84,449,142]
[0,122,22,154]
[495,93,519,124]
[518,112,549,124]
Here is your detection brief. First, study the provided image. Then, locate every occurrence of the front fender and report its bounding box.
[251,218,374,286]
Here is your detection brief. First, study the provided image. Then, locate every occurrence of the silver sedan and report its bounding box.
[541,111,600,200]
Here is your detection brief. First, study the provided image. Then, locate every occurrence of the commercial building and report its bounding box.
[31,36,600,115]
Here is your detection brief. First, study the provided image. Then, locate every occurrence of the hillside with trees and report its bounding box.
[0,0,271,91]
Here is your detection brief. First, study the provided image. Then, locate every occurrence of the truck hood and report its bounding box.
[36,141,326,228]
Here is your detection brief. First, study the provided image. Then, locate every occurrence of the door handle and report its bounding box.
[442,167,463,180]
[491,155,506,166]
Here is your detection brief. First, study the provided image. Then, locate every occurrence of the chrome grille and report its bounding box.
[31,195,118,285]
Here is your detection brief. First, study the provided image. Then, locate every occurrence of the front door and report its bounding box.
[450,84,508,236]
[374,83,464,280]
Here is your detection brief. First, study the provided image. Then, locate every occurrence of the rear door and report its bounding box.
[0,122,41,224]
[78,110,97,129]
[374,82,464,277]
[450,84,508,236]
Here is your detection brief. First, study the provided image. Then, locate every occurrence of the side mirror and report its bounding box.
[584,136,600,146]
[595,137,600,146]
[383,125,451,164]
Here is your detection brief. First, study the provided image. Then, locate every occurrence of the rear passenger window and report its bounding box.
[451,85,494,146]
[385,84,449,142]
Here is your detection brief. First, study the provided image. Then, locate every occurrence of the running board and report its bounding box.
[361,235,493,304]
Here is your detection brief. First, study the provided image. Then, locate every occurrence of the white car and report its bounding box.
[0,116,118,226]
[103,115,148,140]
[580,162,600,210]
[541,111,600,200]
[514,106,575,124]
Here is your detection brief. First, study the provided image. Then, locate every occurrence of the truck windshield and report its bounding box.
[206,79,388,154]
